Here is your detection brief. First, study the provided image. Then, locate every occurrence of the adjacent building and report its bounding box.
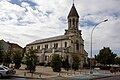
[0,39,23,52]
[26,3,88,68]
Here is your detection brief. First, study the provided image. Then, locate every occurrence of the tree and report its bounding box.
[72,54,80,71]
[12,50,23,69]
[3,51,11,66]
[51,54,62,72]
[25,49,39,73]
[115,57,120,66]
[0,41,4,64]
[95,47,117,66]
[62,56,70,71]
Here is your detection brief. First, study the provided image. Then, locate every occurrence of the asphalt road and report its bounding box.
[95,75,120,80]
[0,76,28,80]
[1,75,120,80]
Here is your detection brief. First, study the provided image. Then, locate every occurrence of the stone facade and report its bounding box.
[26,3,88,68]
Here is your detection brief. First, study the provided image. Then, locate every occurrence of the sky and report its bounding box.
[0,0,120,57]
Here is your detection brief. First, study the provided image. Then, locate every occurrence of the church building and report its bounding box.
[26,3,88,68]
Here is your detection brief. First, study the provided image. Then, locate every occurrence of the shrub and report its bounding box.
[38,63,45,66]
[44,62,51,67]
[99,66,111,70]
[51,54,62,72]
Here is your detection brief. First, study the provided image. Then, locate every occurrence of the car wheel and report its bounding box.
[0,73,2,78]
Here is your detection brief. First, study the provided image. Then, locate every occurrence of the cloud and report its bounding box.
[0,0,120,56]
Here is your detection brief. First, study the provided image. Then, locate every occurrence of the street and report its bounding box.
[0,76,25,80]
[95,75,120,80]
[0,75,120,80]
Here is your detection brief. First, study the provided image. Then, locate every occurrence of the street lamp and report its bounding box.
[90,19,108,74]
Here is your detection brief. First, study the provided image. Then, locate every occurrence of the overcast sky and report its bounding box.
[0,0,120,57]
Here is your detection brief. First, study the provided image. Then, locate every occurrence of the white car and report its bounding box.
[0,65,16,77]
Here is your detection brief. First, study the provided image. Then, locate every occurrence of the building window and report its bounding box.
[45,56,47,61]
[65,42,67,47]
[45,44,48,49]
[37,46,40,49]
[76,19,78,27]
[76,40,79,50]
[73,18,75,26]
[54,43,58,49]
[76,43,79,50]
[31,46,33,49]
[69,19,71,27]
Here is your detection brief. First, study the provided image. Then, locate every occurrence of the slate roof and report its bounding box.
[8,42,23,49]
[68,3,79,18]
[27,35,69,45]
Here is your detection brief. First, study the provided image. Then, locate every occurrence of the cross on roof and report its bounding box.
[73,0,74,4]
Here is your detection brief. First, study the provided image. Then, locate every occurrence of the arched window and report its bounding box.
[76,19,78,28]
[45,44,48,49]
[69,19,71,27]
[73,18,75,26]
[65,42,67,47]
[69,19,71,23]
[76,40,79,50]
[54,43,58,49]
[45,56,47,61]
[37,46,40,49]
[76,43,79,50]
[31,46,33,49]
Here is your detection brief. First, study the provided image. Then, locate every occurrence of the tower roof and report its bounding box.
[68,3,79,18]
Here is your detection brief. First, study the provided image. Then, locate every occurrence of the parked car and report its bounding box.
[0,65,16,77]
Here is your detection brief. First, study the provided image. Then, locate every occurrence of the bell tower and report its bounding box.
[65,3,80,35]
[64,3,83,55]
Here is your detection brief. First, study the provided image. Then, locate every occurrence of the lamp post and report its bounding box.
[90,19,108,74]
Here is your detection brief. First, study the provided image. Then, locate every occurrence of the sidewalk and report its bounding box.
[14,64,113,79]
[14,64,80,79]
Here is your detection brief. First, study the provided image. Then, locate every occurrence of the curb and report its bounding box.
[12,76,39,79]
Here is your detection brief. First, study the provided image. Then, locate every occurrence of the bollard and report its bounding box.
[24,72,26,76]
[31,72,33,77]
[39,74,42,78]
[58,72,60,76]
[67,72,69,75]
